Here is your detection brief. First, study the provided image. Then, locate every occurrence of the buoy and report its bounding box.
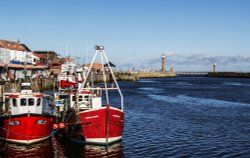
[53,124,58,129]
[59,122,65,129]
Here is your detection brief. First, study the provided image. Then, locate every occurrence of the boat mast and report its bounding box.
[99,46,109,104]
[78,45,124,111]
[102,51,124,111]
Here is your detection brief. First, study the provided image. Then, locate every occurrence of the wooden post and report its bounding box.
[40,77,43,91]
[0,81,5,112]
[0,83,3,103]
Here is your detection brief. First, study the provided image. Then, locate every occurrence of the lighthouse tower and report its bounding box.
[161,53,166,72]
[213,63,217,72]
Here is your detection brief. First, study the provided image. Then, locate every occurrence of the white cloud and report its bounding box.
[119,54,250,72]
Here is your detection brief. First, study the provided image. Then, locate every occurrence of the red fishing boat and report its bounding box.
[0,82,56,144]
[58,60,77,90]
[56,45,124,145]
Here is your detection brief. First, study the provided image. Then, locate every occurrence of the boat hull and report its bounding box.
[76,107,124,145]
[0,114,55,145]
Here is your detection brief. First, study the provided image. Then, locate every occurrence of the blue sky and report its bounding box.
[1,0,250,71]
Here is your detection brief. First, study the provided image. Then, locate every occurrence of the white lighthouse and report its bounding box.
[161,53,166,72]
[213,63,217,72]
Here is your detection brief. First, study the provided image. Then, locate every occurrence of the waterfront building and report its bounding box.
[0,39,32,65]
[33,51,59,66]
[0,39,49,80]
[32,53,49,66]
[84,63,103,73]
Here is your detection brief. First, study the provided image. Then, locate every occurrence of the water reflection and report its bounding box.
[0,136,124,158]
[53,136,124,158]
[82,143,124,158]
[1,139,53,158]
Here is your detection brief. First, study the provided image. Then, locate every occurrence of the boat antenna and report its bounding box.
[66,40,69,57]
[24,55,28,80]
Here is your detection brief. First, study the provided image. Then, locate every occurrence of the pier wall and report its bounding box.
[115,71,176,81]
[137,71,176,78]
[207,72,250,78]
[115,72,139,81]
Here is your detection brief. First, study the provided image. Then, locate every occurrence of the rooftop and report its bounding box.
[0,39,31,51]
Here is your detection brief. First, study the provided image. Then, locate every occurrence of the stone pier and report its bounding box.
[115,71,176,81]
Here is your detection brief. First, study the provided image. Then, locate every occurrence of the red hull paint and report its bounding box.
[60,80,76,89]
[78,107,124,144]
[0,114,54,144]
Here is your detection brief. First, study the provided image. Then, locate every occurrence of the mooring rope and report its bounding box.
[0,126,58,138]
[1,112,12,151]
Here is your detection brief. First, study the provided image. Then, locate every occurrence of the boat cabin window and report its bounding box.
[12,98,17,107]
[79,95,83,101]
[37,98,41,106]
[84,95,89,101]
[72,96,76,101]
[28,98,35,106]
[21,98,27,106]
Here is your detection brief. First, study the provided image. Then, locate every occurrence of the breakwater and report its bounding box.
[115,71,176,81]
[138,71,176,78]
[115,72,139,81]
[207,72,250,78]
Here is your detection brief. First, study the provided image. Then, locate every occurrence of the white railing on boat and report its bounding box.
[81,88,119,90]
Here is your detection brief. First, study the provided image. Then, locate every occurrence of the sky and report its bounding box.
[1,0,250,71]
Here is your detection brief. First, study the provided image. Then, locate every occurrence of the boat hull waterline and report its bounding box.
[68,107,124,145]
[0,114,55,144]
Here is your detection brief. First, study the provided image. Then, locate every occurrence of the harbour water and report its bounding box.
[1,77,250,157]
